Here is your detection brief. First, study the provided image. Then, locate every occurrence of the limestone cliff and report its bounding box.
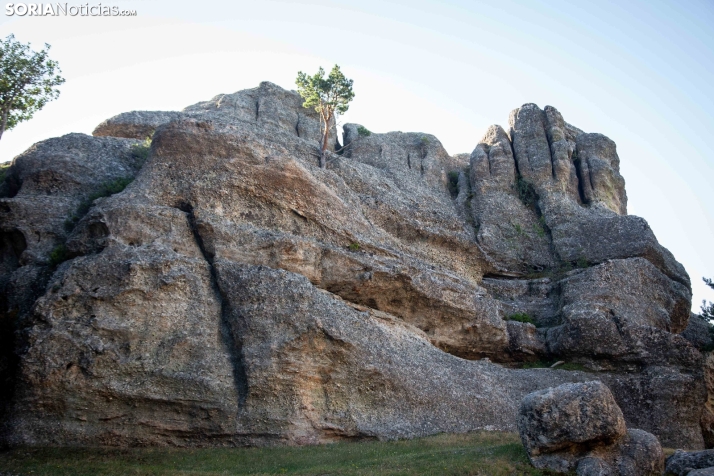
[0,81,708,449]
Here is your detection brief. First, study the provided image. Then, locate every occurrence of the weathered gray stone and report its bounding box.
[682,314,714,352]
[93,111,182,140]
[517,381,626,471]
[666,449,714,476]
[613,428,664,476]
[0,84,706,451]
[577,456,613,476]
[518,381,663,474]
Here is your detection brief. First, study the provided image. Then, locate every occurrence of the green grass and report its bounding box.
[0,432,562,475]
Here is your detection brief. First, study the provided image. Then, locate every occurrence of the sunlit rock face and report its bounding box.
[0,82,706,449]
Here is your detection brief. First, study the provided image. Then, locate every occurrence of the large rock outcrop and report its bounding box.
[0,81,707,449]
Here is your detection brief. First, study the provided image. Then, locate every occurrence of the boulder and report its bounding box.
[517,381,626,470]
[518,381,663,474]
[666,449,714,476]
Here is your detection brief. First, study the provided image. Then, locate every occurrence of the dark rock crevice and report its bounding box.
[178,202,249,407]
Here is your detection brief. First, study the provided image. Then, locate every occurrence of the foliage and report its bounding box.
[48,243,68,267]
[0,161,10,182]
[516,176,538,209]
[420,136,429,145]
[348,242,361,251]
[130,135,152,162]
[702,277,714,322]
[0,34,65,141]
[296,65,354,164]
[357,125,371,137]
[576,256,589,269]
[64,177,133,232]
[0,431,556,475]
[507,312,535,325]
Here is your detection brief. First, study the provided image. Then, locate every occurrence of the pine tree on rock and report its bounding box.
[296,65,354,168]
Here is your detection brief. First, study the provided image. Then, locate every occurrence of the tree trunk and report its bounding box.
[318,111,332,168]
[0,110,7,142]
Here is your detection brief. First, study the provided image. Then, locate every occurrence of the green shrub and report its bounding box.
[48,244,68,267]
[130,136,152,161]
[348,242,360,251]
[576,256,589,268]
[516,176,538,209]
[507,312,535,325]
[64,177,134,232]
[420,136,429,145]
[0,162,11,183]
[356,125,371,137]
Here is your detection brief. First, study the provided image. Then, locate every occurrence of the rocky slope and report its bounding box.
[0,81,709,449]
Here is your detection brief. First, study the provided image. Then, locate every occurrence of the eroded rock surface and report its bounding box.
[518,381,664,475]
[0,82,706,449]
[666,449,714,476]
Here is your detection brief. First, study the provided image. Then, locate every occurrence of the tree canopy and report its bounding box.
[0,34,65,141]
[296,65,354,167]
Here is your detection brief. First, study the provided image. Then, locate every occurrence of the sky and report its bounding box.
[1,0,713,309]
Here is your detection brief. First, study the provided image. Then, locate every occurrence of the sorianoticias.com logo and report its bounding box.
[5,3,137,16]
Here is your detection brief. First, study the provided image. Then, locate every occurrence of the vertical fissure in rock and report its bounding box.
[573,154,588,205]
[254,98,260,122]
[407,152,411,170]
[295,114,301,138]
[178,202,249,407]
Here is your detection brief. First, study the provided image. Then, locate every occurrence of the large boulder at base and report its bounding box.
[518,381,626,470]
[518,381,663,474]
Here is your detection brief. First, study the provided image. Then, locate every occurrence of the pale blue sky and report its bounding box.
[1,0,713,308]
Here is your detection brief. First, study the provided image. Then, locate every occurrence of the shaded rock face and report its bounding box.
[0,83,705,449]
[518,381,663,475]
[665,449,714,476]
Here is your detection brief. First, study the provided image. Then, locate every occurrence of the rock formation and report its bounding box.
[517,381,664,475]
[666,449,714,475]
[0,81,710,449]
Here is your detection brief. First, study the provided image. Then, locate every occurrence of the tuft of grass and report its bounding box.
[506,312,535,325]
[64,177,134,232]
[48,244,68,267]
[420,136,430,145]
[0,431,558,476]
[348,242,361,252]
[576,256,588,269]
[356,125,372,137]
